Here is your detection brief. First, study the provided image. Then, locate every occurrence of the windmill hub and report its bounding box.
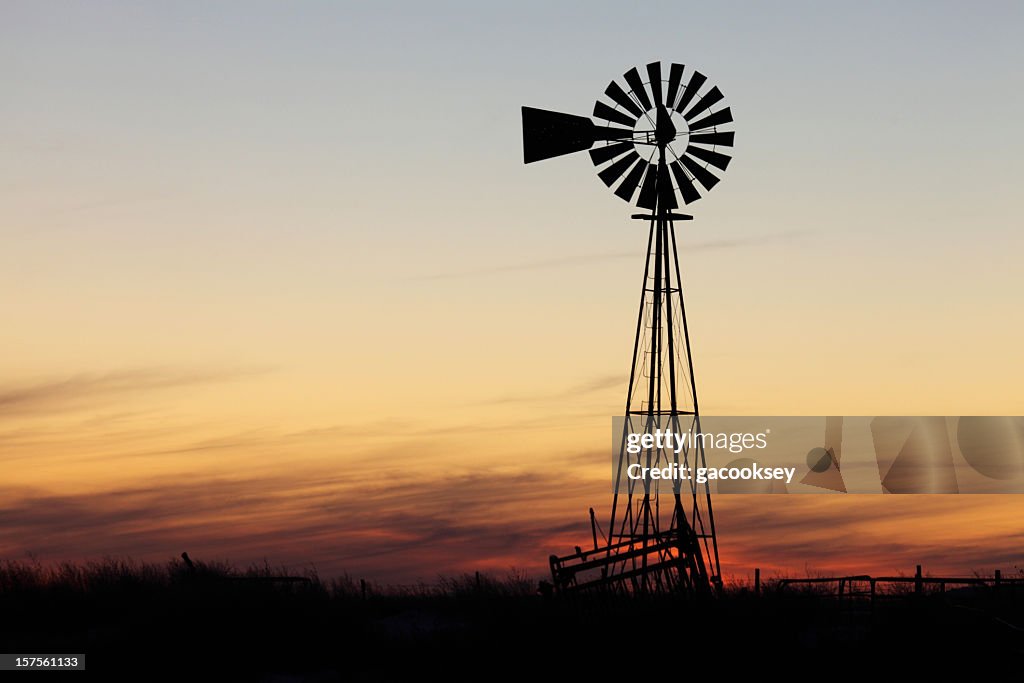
[654,105,678,146]
[628,106,688,149]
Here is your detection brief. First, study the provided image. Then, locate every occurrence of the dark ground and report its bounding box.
[2,558,1021,680]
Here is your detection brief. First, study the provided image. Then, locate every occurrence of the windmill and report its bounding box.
[522,61,734,595]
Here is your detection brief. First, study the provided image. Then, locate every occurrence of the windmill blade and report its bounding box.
[681,155,720,190]
[689,131,734,147]
[657,162,678,210]
[670,160,701,204]
[684,86,724,121]
[646,62,663,106]
[636,162,659,209]
[589,141,634,166]
[674,71,707,114]
[598,150,641,186]
[593,100,637,128]
[665,63,684,109]
[685,144,731,171]
[623,67,653,111]
[604,81,644,119]
[614,157,647,202]
[688,107,733,132]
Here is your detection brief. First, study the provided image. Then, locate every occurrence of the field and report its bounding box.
[2,556,1021,679]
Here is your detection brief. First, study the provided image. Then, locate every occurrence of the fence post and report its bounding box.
[915,565,922,596]
[755,568,760,597]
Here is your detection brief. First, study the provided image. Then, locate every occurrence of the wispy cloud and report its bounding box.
[712,495,1024,577]
[409,252,635,281]
[5,194,171,239]
[677,229,807,251]
[410,231,806,281]
[482,374,621,405]
[0,465,600,582]
[0,367,270,416]
[2,443,1022,583]
[5,462,1021,583]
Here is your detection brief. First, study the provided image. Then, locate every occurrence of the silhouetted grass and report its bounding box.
[1,557,1022,680]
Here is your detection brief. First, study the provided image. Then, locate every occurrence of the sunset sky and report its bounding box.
[3,2,1024,584]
